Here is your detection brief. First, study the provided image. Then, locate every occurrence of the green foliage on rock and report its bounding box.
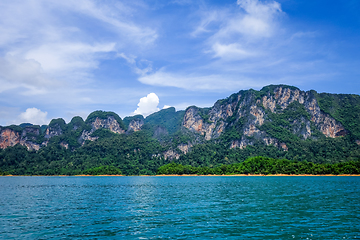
[144,107,185,134]
[2,125,23,133]
[123,115,144,130]
[259,101,312,142]
[85,110,125,130]
[1,85,360,176]
[316,93,360,139]
[49,118,67,129]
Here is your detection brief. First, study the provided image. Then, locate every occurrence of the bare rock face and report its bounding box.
[304,96,346,138]
[0,127,41,150]
[249,105,265,126]
[163,149,180,160]
[183,107,205,133]
[182,85,347,153]
[23,142,41,151]
[230,137,249,149]
[280,143,288,151]
[177,143,193,154]
[44,125,63,139]
[60,142,69,149]
[262,95,276,112]
[183,103,233,140]
[20,127,41,151]
[0,128,20,149]
[78,116,125,145]
[273,87,305,109]
[78,130,98,144]
[230,135,288,151]
[91,116,125,134]
[127,119,144,132]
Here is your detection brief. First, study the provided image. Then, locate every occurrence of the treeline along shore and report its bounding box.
[157,156,360,176]
[1,156,360,176]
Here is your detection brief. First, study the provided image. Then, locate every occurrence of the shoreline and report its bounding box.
[1,174,360,177]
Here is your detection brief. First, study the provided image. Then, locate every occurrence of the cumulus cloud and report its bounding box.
[133,93,160,117]
[18,108,49,125]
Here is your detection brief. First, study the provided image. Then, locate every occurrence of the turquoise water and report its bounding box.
[0,176,359,239]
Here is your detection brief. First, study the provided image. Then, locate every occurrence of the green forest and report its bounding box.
[157,156,360,175]
[1,85,360,176]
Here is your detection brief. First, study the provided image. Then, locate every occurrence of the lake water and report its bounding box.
[0,176,359,239]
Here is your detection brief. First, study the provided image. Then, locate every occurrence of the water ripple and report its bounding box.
[0,176,359,239]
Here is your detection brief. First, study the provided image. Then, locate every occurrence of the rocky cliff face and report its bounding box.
[127,119,144,132]
[0,127,41,151]
[91,116,125,134]
[182,86,347,150]
[78,116,125,144]
[0,85,355,156]
[0,128,20,149]
[44,124,63,139]
[265,87,346,138]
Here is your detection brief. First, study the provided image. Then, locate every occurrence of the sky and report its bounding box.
[0,0,359,126]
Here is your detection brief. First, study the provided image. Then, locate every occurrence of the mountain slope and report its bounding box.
[1,85,359,175]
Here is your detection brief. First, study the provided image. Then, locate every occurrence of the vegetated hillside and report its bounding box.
[0,85,360,175]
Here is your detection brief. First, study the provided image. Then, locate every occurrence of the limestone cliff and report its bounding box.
[44,124,63,139]
[0,126,41,151]
[78,116,125,144]
[0,85,356,157]
[0,128,20,149]
[182,85,348,151]
[127,118,144,132]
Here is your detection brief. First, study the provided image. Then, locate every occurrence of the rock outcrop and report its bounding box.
[0,85,354,156]
[127,118,144,132]
[91,116,125,134]
[163,149,180,160]
[78,116,125,145]
[177,143,193,154]
[0,127,41,151]
[182,85,347,151]
[44,124,63,139]
[0,128,20,149]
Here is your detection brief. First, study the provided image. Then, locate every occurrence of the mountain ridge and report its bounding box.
[1,85,360,175]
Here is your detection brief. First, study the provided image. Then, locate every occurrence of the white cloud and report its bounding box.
[118,53,137,64]
[135,0,285,91]
[24,42,116,74]
[200,0,283,60]
[18,108,49,125]
[133,93,160,117]
[0,0,157,94]
[220,0,282,39]
[0,55,56,93]
[138,69,266,91]
[212,42,255,60]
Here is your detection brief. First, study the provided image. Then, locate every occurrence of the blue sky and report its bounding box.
[0,0,359,126]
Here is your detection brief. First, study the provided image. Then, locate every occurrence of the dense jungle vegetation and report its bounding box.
[1,86,359,176]
[157,156,360,175]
